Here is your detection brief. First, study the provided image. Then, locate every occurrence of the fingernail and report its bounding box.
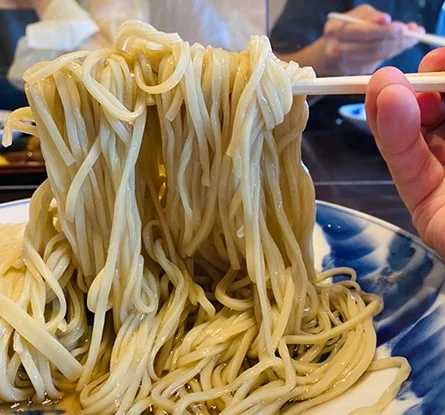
[382,13,391,24]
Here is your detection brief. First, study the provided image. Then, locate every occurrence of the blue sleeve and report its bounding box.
[270,0,351,54]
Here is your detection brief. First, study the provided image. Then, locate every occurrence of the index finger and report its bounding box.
[416,48,445,125]
[325,21,402,42]
[419,47,445,72]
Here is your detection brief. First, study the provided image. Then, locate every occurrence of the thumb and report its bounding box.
[366,68,443,214]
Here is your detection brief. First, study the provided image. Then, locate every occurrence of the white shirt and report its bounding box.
[8,0,267,88]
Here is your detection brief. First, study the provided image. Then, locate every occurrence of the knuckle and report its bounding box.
[325,42,343,60]
[323,20,340,36]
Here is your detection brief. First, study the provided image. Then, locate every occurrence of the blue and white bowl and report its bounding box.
[312,201,445,415]
[0,199,444,414]
[338,103,371,135]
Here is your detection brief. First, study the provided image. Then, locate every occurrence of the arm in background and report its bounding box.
[272,1,422,76]
[8,0,148,89]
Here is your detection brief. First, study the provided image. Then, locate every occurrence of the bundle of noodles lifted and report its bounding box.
[0,21,409,415]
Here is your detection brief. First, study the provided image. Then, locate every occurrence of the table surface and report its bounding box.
[0,122,415,235]
[303,124,415,235]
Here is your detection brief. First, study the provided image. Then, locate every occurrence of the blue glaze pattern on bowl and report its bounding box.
[338,103,371,135]
[2,199,445,414]
[316,201,445,415]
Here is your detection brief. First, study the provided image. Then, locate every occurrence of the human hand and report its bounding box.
[323,4,423,75]
[30,0,52,16]
[0,0,33,9]
[365,48,445,257]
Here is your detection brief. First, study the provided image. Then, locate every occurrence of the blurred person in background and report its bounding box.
[270,1,445,130]
[8,0,266,89]
[270,1,444,75]
[0,0,37,109]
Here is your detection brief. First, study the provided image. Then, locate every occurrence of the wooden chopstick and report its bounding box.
[328,12,445,47]
[292,72,445,95]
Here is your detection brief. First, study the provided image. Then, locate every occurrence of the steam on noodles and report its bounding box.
[0,21,409,414]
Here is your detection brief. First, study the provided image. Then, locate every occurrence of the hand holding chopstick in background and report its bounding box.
[320,4,424,76]
[328,12,445,48]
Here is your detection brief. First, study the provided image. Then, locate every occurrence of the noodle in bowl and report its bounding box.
[0,21,409,414]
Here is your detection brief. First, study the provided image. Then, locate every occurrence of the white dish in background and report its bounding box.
[1,199,445,414]
[338,102,371,135]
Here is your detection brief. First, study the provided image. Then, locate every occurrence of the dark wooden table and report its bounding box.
[0,169,46,204]
[0,123,414,234]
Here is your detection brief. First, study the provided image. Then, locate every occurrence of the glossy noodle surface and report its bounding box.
[0,21,409,415]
